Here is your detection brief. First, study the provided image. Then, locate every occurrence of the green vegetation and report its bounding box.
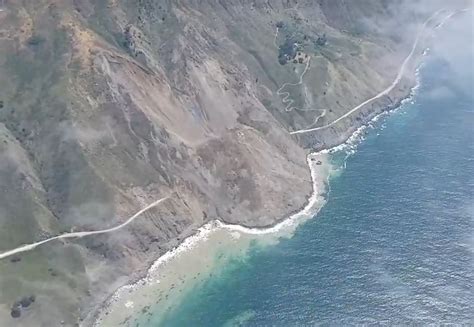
[278,38,298,65]
[26,35,45,47]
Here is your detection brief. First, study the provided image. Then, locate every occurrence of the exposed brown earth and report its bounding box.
[0,0,469,326]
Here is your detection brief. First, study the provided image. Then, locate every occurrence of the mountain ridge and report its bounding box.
[0,0,468,325]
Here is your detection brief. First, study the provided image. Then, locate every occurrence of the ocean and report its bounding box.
[136,11,473,327]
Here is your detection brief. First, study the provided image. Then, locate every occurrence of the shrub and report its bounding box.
[27,35,45,46]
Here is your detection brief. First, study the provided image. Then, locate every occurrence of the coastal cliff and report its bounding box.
[0,0,468,325]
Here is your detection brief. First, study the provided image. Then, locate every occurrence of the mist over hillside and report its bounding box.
[0,0,470,325]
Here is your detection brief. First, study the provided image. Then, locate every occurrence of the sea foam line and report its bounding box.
[92,150,327,326]
[91,221,217,326]
[322,54,424,158]
[91,7,474,323]
[92,20,435,327]
[93,71,424,324]
[217,154,325,235]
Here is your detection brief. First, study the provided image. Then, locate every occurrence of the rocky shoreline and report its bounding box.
[83,35,431,324]
[85,36,432,323]
[87,149,330,327]
[0,2,466,326]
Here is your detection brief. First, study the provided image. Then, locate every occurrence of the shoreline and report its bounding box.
[90,150,331,326]
[85,7,465,326]
[89,78,420,326]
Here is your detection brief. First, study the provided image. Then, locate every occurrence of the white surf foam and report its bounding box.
[217,154,326,235]
[93,39,429,327]
[92,221,217,326]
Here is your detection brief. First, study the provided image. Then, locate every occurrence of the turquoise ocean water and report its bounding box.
[149,12,473,326]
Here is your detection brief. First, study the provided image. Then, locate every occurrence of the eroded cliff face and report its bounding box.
[0,0,465,325]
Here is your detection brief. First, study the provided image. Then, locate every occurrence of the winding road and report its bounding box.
[289,9,449,135]
[0,197,169,260]
[0,7,469,262]
[276,57,328,128]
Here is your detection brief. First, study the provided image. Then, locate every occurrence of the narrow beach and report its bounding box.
[93,152,331,326]
[90,8,466,326]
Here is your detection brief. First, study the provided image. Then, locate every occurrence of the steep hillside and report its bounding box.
[0,0,467,325]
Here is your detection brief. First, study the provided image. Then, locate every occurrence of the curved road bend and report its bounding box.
[289,9,448,135]
[0,9,468,261]
[0,197,169,260]
[276,58,327,126]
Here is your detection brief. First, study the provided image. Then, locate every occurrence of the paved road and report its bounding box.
[290,9,448,135]
[0,197,169,260]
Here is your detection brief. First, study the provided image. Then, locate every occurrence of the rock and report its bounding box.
[10,256,21,263]
[20,296,32,308]
[10,308,21,318]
